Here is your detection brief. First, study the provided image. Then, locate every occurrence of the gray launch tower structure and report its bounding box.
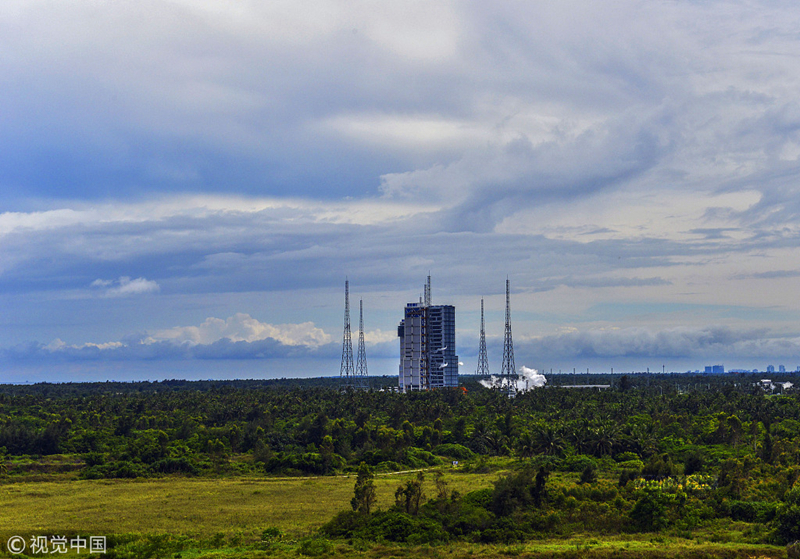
[398,276,459,392]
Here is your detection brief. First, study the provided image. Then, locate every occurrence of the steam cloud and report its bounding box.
[479,365,547,392]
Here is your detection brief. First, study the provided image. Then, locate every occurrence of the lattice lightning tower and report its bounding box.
[476,298,490,376]
[340,279,355,387]
[355,298,369,389]
[500,278,516,396]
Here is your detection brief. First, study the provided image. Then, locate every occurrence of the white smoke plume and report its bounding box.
[478,365,547,392]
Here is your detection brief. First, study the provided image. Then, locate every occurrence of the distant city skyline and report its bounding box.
[3,1,800,382]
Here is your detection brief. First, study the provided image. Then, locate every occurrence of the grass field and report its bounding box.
[0,469,790,558]
[0,468,498,538]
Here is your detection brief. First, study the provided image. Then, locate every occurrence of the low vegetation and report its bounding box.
[0,373,798,557]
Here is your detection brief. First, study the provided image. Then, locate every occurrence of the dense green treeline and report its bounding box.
[0,374,799,476]
[1,373,800,548]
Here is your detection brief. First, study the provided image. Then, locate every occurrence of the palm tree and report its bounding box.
[588,423,619,458]
[533,424,566,456]
[516,431,535,460]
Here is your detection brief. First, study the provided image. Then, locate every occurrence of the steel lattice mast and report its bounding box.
[420,275,431,390]
[355,298,369,389]
[424,273,431,307]
[340,279,355,387]
[500,278,516,396]
[476,298,490,376]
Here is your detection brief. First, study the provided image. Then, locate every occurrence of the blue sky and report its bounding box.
[3,0,800,381]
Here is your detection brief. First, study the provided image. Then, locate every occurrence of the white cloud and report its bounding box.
[6,1,800,377]
[150,313,332,348]
[91,276,160,297]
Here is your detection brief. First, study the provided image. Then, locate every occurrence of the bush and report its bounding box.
[728,500,777,523]
[641,454,675,480]
[491,466,548,516]
[264,452,344,475]
[617,459,644,471]
[403,447,443,468]
[615,452,640,463]
[320,510,369,538]
[475,517,527,543]
[562,455,597,473]
[580,464,598,484]
[619,469,639,487]
[261,527,283,542]
[152,456,199,475]
[298,537,333,556]
[357,511,449,544]
[683,451,705,475]
[432,443,475,460]
[775,488,800,544]
[81,460,150,479]
[442,502,494,537]
[461,488,493,509]
[629,486,671,532]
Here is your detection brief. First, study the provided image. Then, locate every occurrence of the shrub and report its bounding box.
[580,464,598,484]
[618,460,644,471]
[562,455,597,473]
[320,510,369,538]
[442,502,494,536]
[775,488,800,544]
[152,456,199,475]
[432,443,475,460]
[615,452,640,463]
[298,537,333,556]
[491,466,548,516]
[728,500,778,523]
[404,447,443,468]
[641,454,674,480]
[356,511,449,544]
[475,517,527,543]
[629,486,671,532]
[461,488,493,509]
[261,527,283,542]
[683,451,705,475]
[264,451,345,475]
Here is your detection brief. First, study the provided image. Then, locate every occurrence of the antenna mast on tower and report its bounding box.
[340,279,355,388]
[500,278,516,396]
[424,273,431,307]
[476,298,490,376]
[355,298,369,389]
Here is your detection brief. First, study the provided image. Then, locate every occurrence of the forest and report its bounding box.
[1,372,799,558]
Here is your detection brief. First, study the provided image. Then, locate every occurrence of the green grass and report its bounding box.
[0,468,499,538]
[0,468,789,558]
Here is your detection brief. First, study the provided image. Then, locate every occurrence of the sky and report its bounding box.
[3,0,800,382]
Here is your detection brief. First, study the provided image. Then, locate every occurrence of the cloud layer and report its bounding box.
[91,276,160,297]
[3,1,800,378]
